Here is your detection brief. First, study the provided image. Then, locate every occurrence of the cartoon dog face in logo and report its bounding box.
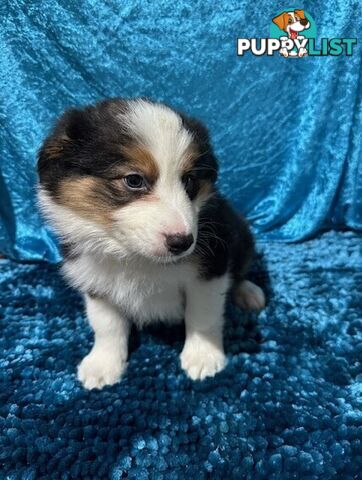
[272,10,310,57]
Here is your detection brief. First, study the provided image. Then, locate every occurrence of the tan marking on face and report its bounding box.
[119,144,159,184]
[134,192,160,202]
[198,179,213,202]
[179,141,215,201]
[56,177,118,226]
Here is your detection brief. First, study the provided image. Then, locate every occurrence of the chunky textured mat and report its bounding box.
[1,231,361,479]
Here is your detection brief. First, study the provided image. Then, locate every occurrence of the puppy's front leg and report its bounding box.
[180,275,230,380]
[77,295,129,390]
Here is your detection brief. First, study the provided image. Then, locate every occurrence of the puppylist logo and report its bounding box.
[237,9,357,58]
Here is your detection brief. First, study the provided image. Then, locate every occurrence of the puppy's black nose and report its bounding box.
[165,233,194,255]
[300,17,308,26]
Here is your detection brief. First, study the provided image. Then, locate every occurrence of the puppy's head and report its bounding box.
[272,10,310,39]
[37,98,218,262]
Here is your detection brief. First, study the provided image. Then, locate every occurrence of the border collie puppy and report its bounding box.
[37,98,265,390]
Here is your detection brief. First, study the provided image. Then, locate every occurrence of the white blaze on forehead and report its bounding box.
[116,100,197,239]
[119,99,193,174]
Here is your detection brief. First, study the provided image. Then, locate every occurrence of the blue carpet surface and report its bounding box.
[1,231,361,479]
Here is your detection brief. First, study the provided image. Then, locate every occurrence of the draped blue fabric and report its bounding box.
[0,0,361,262]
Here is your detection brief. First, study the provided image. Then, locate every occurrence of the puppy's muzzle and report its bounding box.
[165,233,194,255]
[300,18,309,26]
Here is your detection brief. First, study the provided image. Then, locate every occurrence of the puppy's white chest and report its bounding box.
[116,268,186,324]
[130,276,185,325]
[63,255,193,325]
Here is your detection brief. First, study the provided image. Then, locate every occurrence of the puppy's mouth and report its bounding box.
[289,28,298,40]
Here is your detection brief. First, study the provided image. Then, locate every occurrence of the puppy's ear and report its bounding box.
[37,108,94,188]
[38,131,71,163]
[294,9,305,20]
[39,108,95,161]
[272,12,289,31]
[60,108,95,143]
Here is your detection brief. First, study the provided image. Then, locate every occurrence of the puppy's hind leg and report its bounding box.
[232,279,266,312]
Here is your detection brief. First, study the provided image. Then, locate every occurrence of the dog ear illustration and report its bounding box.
[294,9,306,19]
[272,12,288,31]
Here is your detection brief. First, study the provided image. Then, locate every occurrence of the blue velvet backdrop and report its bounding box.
[0,0,361,262]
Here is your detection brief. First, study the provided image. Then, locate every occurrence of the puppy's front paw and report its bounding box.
[180,336,226,381]
[77,349,126,390]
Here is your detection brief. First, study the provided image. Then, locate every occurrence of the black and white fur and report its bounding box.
[37,98,265,389]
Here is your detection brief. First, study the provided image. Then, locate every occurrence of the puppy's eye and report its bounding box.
[182,173,197,198]
[288,18,293,23]
[123,174,146,190]
[182,173,193,190]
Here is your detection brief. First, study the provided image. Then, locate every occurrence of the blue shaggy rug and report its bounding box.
[1,231,361,479]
